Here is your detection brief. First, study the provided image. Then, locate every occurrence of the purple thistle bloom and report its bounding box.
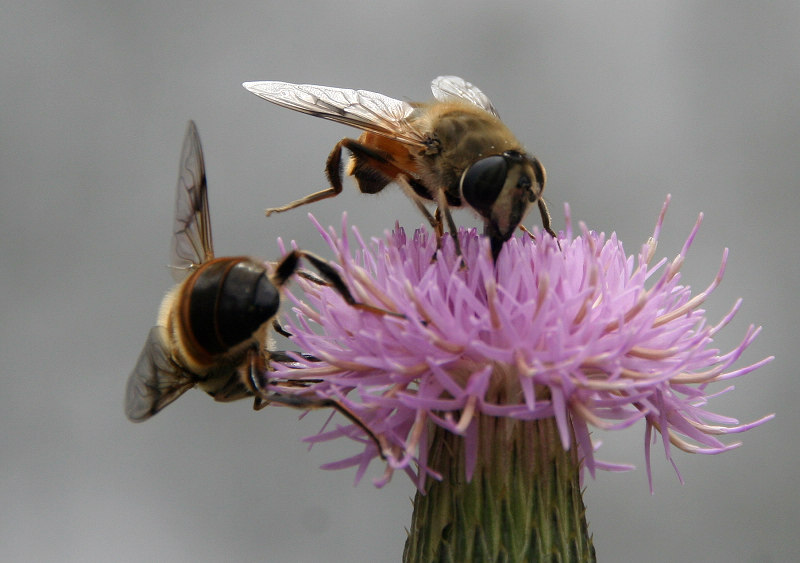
[271,197,773,491]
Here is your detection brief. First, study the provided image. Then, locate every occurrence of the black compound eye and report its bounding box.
[460,155,508,214]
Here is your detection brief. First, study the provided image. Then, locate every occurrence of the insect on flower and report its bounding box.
[270,203,774,489]
[242,76,557,261]
[125,121,393,453]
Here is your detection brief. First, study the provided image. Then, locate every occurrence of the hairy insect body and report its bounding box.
[243,76,557,260]
[418,102,521,204]
[157,257,277,384]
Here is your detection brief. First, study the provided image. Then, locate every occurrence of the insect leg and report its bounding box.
[433,189,463,258]
[267,350,321,364]
[245,352,389,458]
[272,319,293,338]
[537,198,558,240]
[264,140,348,216]
[402,193,440,235]
[519,202,561,251]
[396,176,443,248]
[275,391,389,458]
[247,348,320,407]
[432,207,445,239]
[274,250,404,318]
[519,224,536,241]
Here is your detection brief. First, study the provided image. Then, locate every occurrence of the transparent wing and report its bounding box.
[125,327,196,422]
[243,81,428,147]
[170,120,213,281]
[431,76,499,118]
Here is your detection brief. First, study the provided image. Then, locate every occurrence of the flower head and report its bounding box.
[272,197,773,490]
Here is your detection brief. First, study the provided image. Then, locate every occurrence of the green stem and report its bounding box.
[403,416,595,562]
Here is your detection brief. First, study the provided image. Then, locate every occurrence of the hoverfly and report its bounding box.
[125,121,392,453]
[243,75,556,260]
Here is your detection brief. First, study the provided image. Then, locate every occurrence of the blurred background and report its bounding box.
[2,2,798,561]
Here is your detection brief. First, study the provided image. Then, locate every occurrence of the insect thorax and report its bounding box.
[420,105,521,204]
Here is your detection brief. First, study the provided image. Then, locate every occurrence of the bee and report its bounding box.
[125,121,392,452]
[242,75,556,260]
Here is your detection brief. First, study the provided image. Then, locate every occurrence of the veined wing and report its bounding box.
[125,327,196,422]
[243,81,428,147]
[170,120,214,281]
[431,75,499,118]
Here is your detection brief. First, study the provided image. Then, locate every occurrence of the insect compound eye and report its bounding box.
[460,154,509,215]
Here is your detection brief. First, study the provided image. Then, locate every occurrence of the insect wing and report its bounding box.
[170,120,214,281]
[431,75,499,118]
[125,327,196,422]
[243,81,427,147]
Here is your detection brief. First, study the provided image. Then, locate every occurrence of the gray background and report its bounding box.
[2,2,798,561]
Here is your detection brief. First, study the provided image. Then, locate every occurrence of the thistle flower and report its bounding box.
[270,197,773,560]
